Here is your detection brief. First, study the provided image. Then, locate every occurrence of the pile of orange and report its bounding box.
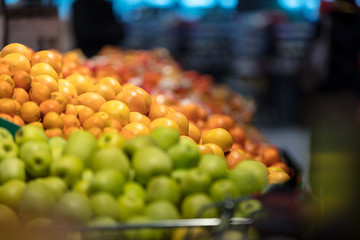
[0,43,293,184]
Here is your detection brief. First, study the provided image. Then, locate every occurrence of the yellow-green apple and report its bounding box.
[50,155,84,187]
[123,215,163,240]
[0,139,18,162]
[209,178,239,201]
[38,176,67,200]
[117,194,145,221]
[234,199,263,218]
[145,199,180,220]
[54,191,93,225]
[0,157,26,183]
[0,127,13,141]
[90,147,130,180]
[90,192,120,220]
[72,179,91,195]
[167,138,200,169]
[150,126,180,150]
[181,193,218,219]
[132,146,172,185]
[97,132,126,149]
[197,154,228,181]
[123,135,156,157]
[146,175,181,205]
[0,204,20,228]
[0,179,26,211]
[19,141,52,177]
[15,125,47,146]
[89,169,125,197]
[123,181,146,201]
[48,136,67,161]
[86,216,120,240]
[180,168,212,196]
[170,169,188,185]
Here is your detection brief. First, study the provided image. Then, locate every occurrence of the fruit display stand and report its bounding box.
[0,43,312,240]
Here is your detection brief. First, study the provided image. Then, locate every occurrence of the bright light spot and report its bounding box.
[219,0,237,9]
[144,0,176,7]
[5,0,20,4]
[278,0,303,9]
[180,0,216,8]
[305,0,320,9]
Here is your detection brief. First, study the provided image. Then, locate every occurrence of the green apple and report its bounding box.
[50,155,84,187]
[90,192,120,220]
[118,194,145,221]
[145,199,180,220]
[170,169,188,185]
[24,217,53,230]
[181,193,218,219]
[0,127,13,141]
[197,154,228,180]
[0,157,26,183]
[0,139,18,162]
[48,136,67,160]
[167,138,200,169]
[123,135,156,157]
[54,191,93,225]
[123,215,163,240]
[97,132,126,149]
[228,168,260,196]
[63,130,98,168]
[89,169,125,197]
[19,140,52,177]
[86,216,119,240]
[38,176,67,200]
[0,179,26,211]
[150,126,180,150]
[91,147,130,180]
[232,160,268,190]
[72,179,91,195]
[132,146,172,185]
[15,125,47,146]
[209,178,239,201]
[0,204,20,228]
[180,168,212,196]
[146,175,181,205]
[18,181,56,222]
[234,199,263,218]
[81,168,94,181]
[123,181,146,201]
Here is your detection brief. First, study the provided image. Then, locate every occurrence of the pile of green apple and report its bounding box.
[0,125,268,238]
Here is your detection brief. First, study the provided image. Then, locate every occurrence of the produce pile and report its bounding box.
[0,43,294,237]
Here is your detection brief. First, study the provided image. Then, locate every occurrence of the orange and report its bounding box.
[31,50,62,75]
[82,115,104,130]
[268,166,286,173]
[103,127,119,134]
[147,104,169,120]
[12,70,32,90]
[88,127,103,138]
[65,104,78,116]
[202,128,233,153]
[129,112,151,127]
[204,143,224,156]
[43,112,65,129]
[20,101,41,123]
[149,117,180,132]
[131,86,152,113]
[12,88,29,105]
[12,115,25,126]
[1,43,32,60]
[77,106,95,125]
[115,88,148,115]
[207,114,235,131]
[268,171,291,184]
[197,144,214,155]
[65,74,93,95]
[243,139,259,157]
[198,106,208,121]
[28,121,44,130]
[50,91,68,111]
[0,98,17,116]
[0,113,13,122]
[178,103,199,122]
[88,82,116,101]
[119,128,135,140]
[39,99,64,115]
[0,73,15,87]
[33,75,58,92]
[99,100,130,126]
[180,135,196,144]
[59,84,78,105]
[29,82,51,104]
[95,111,110,123]
[30,63,58,80]
[62,114,81,129]
[0,65,11,76]
[104,118,122,131]
[229,126,247,145]
[5,53,31,74]
[45,128,64,138]
[0,80,14,98]
[98,77,122,95]
[165,111,189,136]
[78,92,106,112]
[123,122,150,136]
[225,150,247,169]
[261,146,282,167]
[63,126,81,139]
[271,162,293,176]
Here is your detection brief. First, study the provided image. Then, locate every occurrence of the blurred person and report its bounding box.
[72,0,125,58]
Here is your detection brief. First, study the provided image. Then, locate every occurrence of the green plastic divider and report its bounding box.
[0,117,21,137]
